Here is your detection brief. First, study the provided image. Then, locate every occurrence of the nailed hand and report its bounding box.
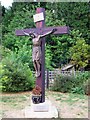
[52,28,57,33]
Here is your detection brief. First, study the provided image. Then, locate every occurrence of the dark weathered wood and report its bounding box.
[15,26,69,36]
[35,8,45,103]
[41,26,70,35]
[15,28,38,36]
[46,70,49,89]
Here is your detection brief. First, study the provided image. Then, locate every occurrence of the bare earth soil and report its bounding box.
[0,91,89,119]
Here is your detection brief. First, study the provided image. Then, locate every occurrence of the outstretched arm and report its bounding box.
[23,31,30,36]
[23,30,35,36]
[40,28,57,38]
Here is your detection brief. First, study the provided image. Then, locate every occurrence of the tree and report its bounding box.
[46,2,89,44]
[2,2,89,69]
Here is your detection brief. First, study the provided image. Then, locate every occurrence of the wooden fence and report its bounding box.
[45,70,76,89]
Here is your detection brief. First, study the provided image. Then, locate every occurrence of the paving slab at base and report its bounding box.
[24,100,58,118]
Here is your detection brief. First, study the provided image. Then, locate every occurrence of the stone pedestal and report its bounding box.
[24,100,58,118]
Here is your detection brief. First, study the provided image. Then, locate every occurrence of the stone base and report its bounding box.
[25,100,58,118]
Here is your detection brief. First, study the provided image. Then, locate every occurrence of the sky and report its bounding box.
[0,0,13,8]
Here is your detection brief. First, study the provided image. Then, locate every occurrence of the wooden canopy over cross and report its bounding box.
[15,8,70,103]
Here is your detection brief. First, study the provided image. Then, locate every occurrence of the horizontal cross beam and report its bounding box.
[15,26,70,36]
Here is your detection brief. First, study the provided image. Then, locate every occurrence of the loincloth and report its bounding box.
[32,46,41,62]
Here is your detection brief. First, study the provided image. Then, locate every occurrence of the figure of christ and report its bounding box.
[23,29,57,77]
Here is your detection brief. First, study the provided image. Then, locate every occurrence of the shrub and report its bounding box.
[1,61,35,92]
[71,71,90,94]
[52,75,74,93]
[51,71,90,94]
[0,48,35,92]
[14,42,33,70]
[0,45,11,61]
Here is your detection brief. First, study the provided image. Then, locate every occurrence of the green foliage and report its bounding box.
[14,40,33,69]
[46,2,89,43]
[0,45,11,61]
[1,2,90,94]
[45,45,53,70]
[0,61,35,92]
[71,72,90,94]
[46,2,89,67]
[52,71,90,94]
[52,75,73,93]
[0,45,35,92]
[69,38,90,69]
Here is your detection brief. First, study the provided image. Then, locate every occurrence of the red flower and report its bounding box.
[32,85,42,95]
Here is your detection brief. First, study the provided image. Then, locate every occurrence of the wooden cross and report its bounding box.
[15,8,70,103]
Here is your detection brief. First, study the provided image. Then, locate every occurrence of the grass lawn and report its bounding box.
[0,90,89,118]
[47,91,88,118]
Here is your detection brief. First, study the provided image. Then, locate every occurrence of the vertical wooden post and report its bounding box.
[35,8,45,103]
[46,70,49,89]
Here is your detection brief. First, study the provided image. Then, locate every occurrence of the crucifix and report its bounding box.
[15,8,69,103]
